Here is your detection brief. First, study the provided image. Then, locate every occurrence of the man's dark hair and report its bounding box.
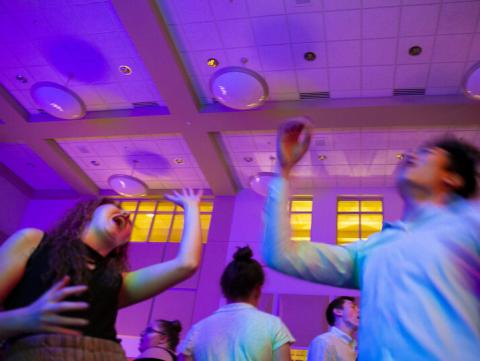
[326,296,355,326]
[430,137,479,198]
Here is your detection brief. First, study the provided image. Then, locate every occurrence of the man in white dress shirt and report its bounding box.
[307,296,358,361]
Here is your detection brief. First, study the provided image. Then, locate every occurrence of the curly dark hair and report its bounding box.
[428,137,480,199]
[42,197,129,285]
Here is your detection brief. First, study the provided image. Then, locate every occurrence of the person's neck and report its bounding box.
[334,322,355,338]
[400,186,453,221]
[226,296,258,307]
[81,229,113,257]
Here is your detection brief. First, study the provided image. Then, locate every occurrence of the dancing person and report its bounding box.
[178,246,295,361]
[136,319,181,361]
[307,296,358,361]
[262,118,480,360]
[0,189,203,361]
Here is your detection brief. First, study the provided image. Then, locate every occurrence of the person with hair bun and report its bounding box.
[178,246,295,361]
[136,319,182,361]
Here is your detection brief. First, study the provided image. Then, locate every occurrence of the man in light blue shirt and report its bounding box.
[262,119,480,360]
[307,296,358,361]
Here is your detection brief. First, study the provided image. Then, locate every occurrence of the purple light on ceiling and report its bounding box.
[42,36,108,83]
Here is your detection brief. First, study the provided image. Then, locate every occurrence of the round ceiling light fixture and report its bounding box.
[249,171,276,196]
[408,45,422,56]
[210,67,269,110]
[463,61,480,101]
[108,174,148,197]
[304,51,316,61]
[30,82,86,119]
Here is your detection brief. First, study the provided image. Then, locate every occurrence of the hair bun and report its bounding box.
[171,320,182,333]
[233,246,253,262]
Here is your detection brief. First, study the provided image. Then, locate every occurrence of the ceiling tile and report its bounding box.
[288,13,325,43]
[327,40,361,67]
[432,34,472,62]
[363,7,400,39]
[182,22,223,51]
[334,132,362,150]
[258,44,294,71]
[396,36,434,64]
[225,135,256,152]
[329,67,361,90]
[399,4,440,36]
[363,0,401,7]
[469,34,480,60]
[246,0,285,16]
[324,10,361,41]
[284,0,323,13]
[437,1,480,35]
[330,89,362,98]
[225,48,262,72]
[209,0,249,19]
[296,69,329,93]
[425,87,460,96]
[251,16,290,45]
[362,89,392,98]
[323,0,361,11]
[363,39,397,65]
[218,19,256,48]
[174,0,214,23]
[253,134,276,151]
[394,64,430,88]
[263,71,298,94]
[428,62,465,88]
[362,66,395,90]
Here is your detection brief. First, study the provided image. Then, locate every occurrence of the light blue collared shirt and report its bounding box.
[307,326,357,361]
[262,177,480,360]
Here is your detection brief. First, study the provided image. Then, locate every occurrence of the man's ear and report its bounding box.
[444,172,464,191]
[333,307,343,318]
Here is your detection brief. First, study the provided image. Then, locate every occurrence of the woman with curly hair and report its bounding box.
[0,189,203,361]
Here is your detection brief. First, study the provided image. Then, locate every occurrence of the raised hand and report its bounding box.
[24,276,89,335]
[277,117,312,178]
[165,188,203,210]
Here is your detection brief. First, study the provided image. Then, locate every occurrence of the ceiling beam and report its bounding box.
[111,0,200,117]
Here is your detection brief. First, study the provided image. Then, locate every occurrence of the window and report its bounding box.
[290,198,313,242]
[119,198,213,243]
[337,197,383,245]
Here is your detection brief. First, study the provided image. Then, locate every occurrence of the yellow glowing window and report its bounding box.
[291,349,308,361]
[117,198,213,243]
[290,198,312,242]
[337,197,383,245]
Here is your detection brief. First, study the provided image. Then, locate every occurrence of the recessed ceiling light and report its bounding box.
[408,46,422,56]
[207,58,219,68]
[243,156,254,163]
[16,74,28,83]
[240,57,249,64]
[396,153,405,160]
[318,154,327,160]
[118,65,133,75]
[174,158,184,165]
[304,52,316,61]
[90,160,101,166]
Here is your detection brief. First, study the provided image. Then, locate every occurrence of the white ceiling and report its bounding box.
[160,0,480,103]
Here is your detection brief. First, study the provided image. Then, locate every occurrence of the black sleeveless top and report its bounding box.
[135,347,178,361]
[4,235,123,342]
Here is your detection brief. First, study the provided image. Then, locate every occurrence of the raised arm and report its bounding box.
[261,119,357,288]
[119,189,203,307]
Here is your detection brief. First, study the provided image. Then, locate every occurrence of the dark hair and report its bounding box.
[220,246,265,301]
[43,197,129,285]
[157,319,182,351]
[326,296,355,326]
[429,137,479,198]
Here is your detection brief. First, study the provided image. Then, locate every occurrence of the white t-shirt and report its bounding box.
[179,302,295,361]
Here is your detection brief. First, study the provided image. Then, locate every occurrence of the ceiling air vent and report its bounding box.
[132,101,160,108]
[300,91,330,99]
[296,0,311,4]
[393,88,425,96]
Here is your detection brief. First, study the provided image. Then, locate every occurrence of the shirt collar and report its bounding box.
[330,326,355,346]
[216,302,256,313]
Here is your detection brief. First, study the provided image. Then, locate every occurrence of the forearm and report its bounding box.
[0,307,30,338]
[177,205,202,270]
[262,176,356,287]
